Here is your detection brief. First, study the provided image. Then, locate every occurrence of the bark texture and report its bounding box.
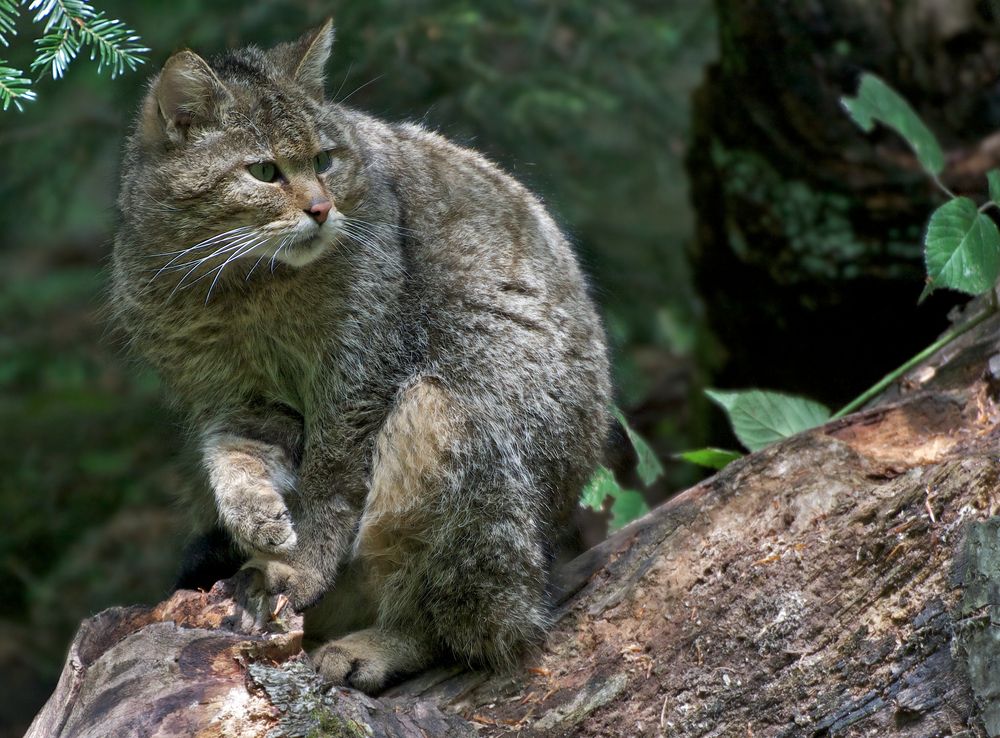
[688,0,1000,405]
[27,304,1000,737]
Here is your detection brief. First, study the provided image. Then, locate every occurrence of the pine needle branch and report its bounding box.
[25,0,93,33]
[32,25,80,78]
[0,62,37,110]
[0,0,18,47]
[6,0,149,108]
[73,11,147,78]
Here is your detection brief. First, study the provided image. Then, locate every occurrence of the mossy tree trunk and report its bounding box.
[25,300,1000,736]
[688,0,1000,407]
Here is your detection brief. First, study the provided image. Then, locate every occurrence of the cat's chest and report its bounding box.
[235,304,330,406]
[153,289,333,413]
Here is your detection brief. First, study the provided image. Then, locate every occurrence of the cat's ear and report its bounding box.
[268,19,334,100]
[142,50,231,145]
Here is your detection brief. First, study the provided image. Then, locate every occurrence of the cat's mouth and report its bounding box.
[265,218,340,268]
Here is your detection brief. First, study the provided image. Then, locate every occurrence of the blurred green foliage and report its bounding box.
[0,1,717,723]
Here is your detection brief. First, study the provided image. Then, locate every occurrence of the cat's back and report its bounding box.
[380,122,589,305]
[361,117,609,446]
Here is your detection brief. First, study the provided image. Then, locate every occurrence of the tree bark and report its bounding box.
[688,0,1000,407]
[27,301,1000,737]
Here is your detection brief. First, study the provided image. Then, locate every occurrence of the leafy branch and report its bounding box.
[677,73,1000,470]
[580,407,663,532]
[0,0,147,110]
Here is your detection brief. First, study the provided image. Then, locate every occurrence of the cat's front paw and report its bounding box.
[243,556,326,611]
[219,483,297,554]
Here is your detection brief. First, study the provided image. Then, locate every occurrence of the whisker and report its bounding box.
[169,233,262,299]
[148,226,255,259]
[155,240,252,275]
[245,238,280,281]
[140,240,248,297]
[145,227,257,290]
[342,215,416,236]
[341,218,397,243]
[270,242,283,273]
[138,186,182,213]
[341,219,387,237]
[205,238,266,303]
[331,61,354,104]
[132,202,181,216]
[340,226,386,259]
[269,235,297,273]
[184,236,265,292]
[336,74,384,105]
[339,220,405,272]
[162,234,259,277]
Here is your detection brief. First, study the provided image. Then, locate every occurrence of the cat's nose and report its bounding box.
[305,198,332,225]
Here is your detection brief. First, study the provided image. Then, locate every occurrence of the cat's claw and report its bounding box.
[243,556,326,611]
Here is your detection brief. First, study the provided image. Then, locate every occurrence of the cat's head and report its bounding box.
[118,21,368,279]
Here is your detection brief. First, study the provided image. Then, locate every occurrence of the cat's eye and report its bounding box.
[248,162,280,183]
[313,150,333,174]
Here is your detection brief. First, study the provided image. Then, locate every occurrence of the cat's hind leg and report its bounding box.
[310,377,451,691]
[312,627,434,694]
[310,377,551,693]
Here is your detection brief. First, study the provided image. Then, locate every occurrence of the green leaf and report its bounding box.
[675,448,742,470]
[612,406,664,486]
[609,489,650,532]
[841,72,944,176]
[579,465,619,512]
[988,169,1000,208]
[921,196,1000,300]
[706,389,831,452]
[579,465,650,531]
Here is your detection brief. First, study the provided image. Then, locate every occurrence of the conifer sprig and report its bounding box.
[0,61,34,109]
[0,0,17,46]
[0,0,147,110]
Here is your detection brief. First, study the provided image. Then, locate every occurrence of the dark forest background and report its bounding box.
[6,1,998,735]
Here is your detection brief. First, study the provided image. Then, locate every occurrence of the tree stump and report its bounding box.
[26,299,1000,736]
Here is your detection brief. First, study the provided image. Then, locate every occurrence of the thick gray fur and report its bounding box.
[112,22,610,693]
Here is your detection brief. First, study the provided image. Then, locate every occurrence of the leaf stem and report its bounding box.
[831,304,997,419]
[931,173,957,200]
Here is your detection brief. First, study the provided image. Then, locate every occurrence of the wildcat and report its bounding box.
[112,21,610,693]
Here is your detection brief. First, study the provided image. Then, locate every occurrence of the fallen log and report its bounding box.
[28,305,1000,737]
